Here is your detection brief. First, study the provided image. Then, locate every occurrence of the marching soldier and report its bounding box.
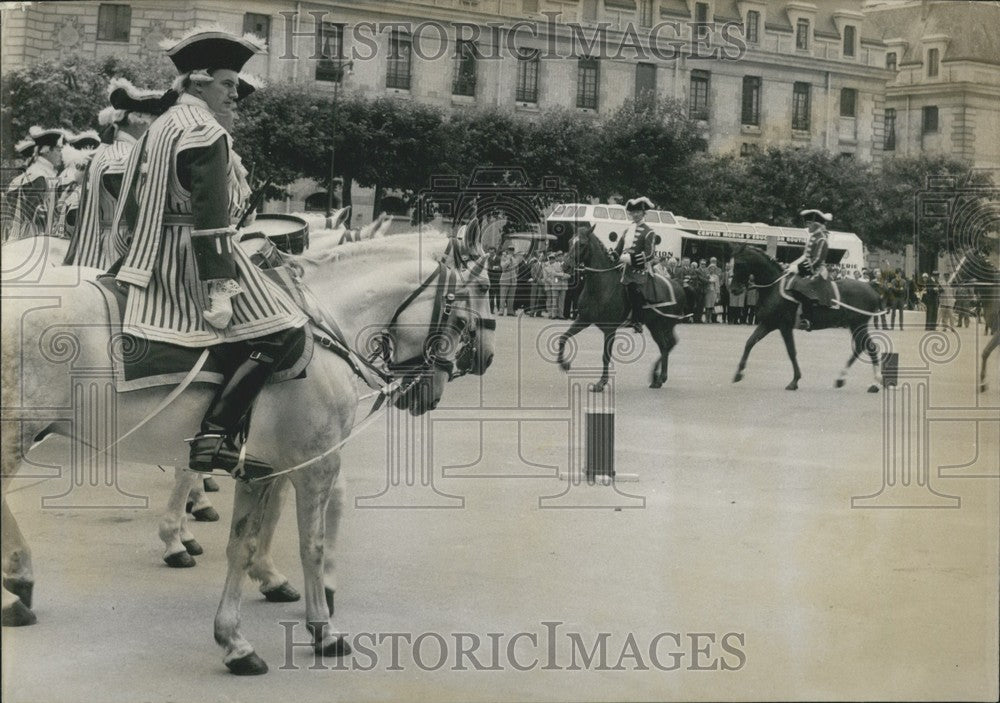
[4,126,65,238]
[613,196,657,332]
[112,28,307,480]
[63,78,174,268]
[790,209,833,331]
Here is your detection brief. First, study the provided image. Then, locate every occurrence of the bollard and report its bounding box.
[585,407,615,481]
[882,352,899,388]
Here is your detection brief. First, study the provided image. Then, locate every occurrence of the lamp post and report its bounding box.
[327,59,354,220]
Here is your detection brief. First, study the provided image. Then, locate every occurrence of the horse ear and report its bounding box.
[609,231,618,242]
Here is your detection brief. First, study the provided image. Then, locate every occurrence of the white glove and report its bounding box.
[620,253,632,265]
[203,279,242,329]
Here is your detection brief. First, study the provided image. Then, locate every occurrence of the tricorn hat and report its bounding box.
[161,28,265,76]
[28,126,65,150]
[625,196,655,212]
[237,72,264,102]
[800,209,833,222]
[14,137,35,157]
[106,77,175,121]
[66,130,101,150]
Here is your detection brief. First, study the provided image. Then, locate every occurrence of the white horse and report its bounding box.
[1,233,495,675]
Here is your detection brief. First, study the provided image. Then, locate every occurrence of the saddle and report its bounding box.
[92,274,312,392]
[786,273,837,307]
[639,272,682,312]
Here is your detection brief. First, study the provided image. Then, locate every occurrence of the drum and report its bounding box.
[243,214,309,254]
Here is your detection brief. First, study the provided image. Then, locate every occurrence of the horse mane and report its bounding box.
[576,225,614,266]
[293,231,449,267]
[737,244,784,275]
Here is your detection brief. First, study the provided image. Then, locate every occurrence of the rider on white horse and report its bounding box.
[112,28,308,481]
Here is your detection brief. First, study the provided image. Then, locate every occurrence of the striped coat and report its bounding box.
[111,94,306,347]
[63,132,137,268]
[4,158,58,238]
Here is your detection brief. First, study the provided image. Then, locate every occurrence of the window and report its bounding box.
[639,0,654,28]
[453,40,478,96]
[884,108,896,150]
[843,25,855,58]
[792,82,810,131]
[577,57,599,109]
[745,10,759,44]
[695,2,710,40]
[922,105,938,133]
[886,52,897,71]
[386,31,412,90]
[594,206,608,218]
[522,0,539,12]
[515,50,539,103]
[689,69,710,120]
[839,152,855,160]
[795,18,810,50]
[741,76,761,126]
[243,13,271,42]
[927,48,939,77]
[581,0,598,22]
[97,4,130,43]
[316,23,345,82]
[635,62,656,102]
[740,143,760,157]
[840,88,857,118]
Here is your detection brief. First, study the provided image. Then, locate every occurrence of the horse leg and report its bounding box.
[292,459,349,657]
[159,467,199,567]
[249,478,300,603]
[981,330,1000,393]
[836,325,867,389]
[213,479,279,675]
[733,323,773,383]
[649,323,677,389]
[778,327,803,391]
[320,473,346,623]
[187,474,219,523]
[590,327,616,393]
[858,325,883,393]
[1,423,43,626]
[557,319,588,372]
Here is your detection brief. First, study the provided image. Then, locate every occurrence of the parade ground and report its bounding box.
[2,315,998,702]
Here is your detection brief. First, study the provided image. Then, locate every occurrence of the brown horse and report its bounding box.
[731,245,886,391]
[557,225,686,391]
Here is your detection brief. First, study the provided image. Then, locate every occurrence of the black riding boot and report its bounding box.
[189,351,276,480]
[628,285,644,333]
[797,301,814,331]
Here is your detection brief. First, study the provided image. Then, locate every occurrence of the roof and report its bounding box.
[866,1,1000,65]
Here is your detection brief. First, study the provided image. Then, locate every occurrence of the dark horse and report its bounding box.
[556,225,686,391]
[949,249,1000,393]
[730,245,885,391]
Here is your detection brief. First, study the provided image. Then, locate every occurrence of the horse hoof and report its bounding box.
[262,582,301,603]
[867,384,880,393]
[164,551,196,568]
[182,538,203,556]
[649,381,663,389]
[1,599,37,627]
[733,373,743,383]
[192,506,220,522]
[3,578,33,609]
[226,651,269,676]
[835,379,846,388]
[785,383,798,391]
[981,384,988,393]
[558,361,571,372]
[588,383,606,393]
[317,635,352,657]
[203,477,220,492]
[325,587,335,617]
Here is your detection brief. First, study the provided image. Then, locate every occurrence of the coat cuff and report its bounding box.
[117,266,151,288]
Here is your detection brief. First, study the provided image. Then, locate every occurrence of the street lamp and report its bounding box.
[327,59,354,220]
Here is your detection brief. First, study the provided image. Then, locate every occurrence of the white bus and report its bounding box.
[545,203,866,273]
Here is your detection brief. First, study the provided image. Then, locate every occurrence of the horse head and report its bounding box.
[564,222,609,273]
[732,245,782,287]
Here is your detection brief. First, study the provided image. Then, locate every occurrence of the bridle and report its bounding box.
[567,235,624,274]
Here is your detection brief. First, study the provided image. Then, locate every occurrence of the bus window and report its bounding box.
[609,207,627,220]
[645,211,661,223]
[574,205,588,217]
[593,206,608,218]
[552,204,566,217]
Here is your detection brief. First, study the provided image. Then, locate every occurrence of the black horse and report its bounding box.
[949,250,1000,393]
[731,245,885,391]
[556,225,686,391]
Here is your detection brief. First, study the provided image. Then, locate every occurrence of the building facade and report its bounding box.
[866,0,1000,171]
[2,0,894,213]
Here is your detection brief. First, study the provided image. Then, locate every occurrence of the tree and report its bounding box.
[2,53,175,159]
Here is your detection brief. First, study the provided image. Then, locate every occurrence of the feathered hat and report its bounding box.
[237,72,264,102]
[14,137,35,158]
[66,130,101,150]
[57,144,96,184]
[105,77,175,125]
[160,27,266,91]
[28,126,66,151]
[625,196,655,212]
[800,209,833,222]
